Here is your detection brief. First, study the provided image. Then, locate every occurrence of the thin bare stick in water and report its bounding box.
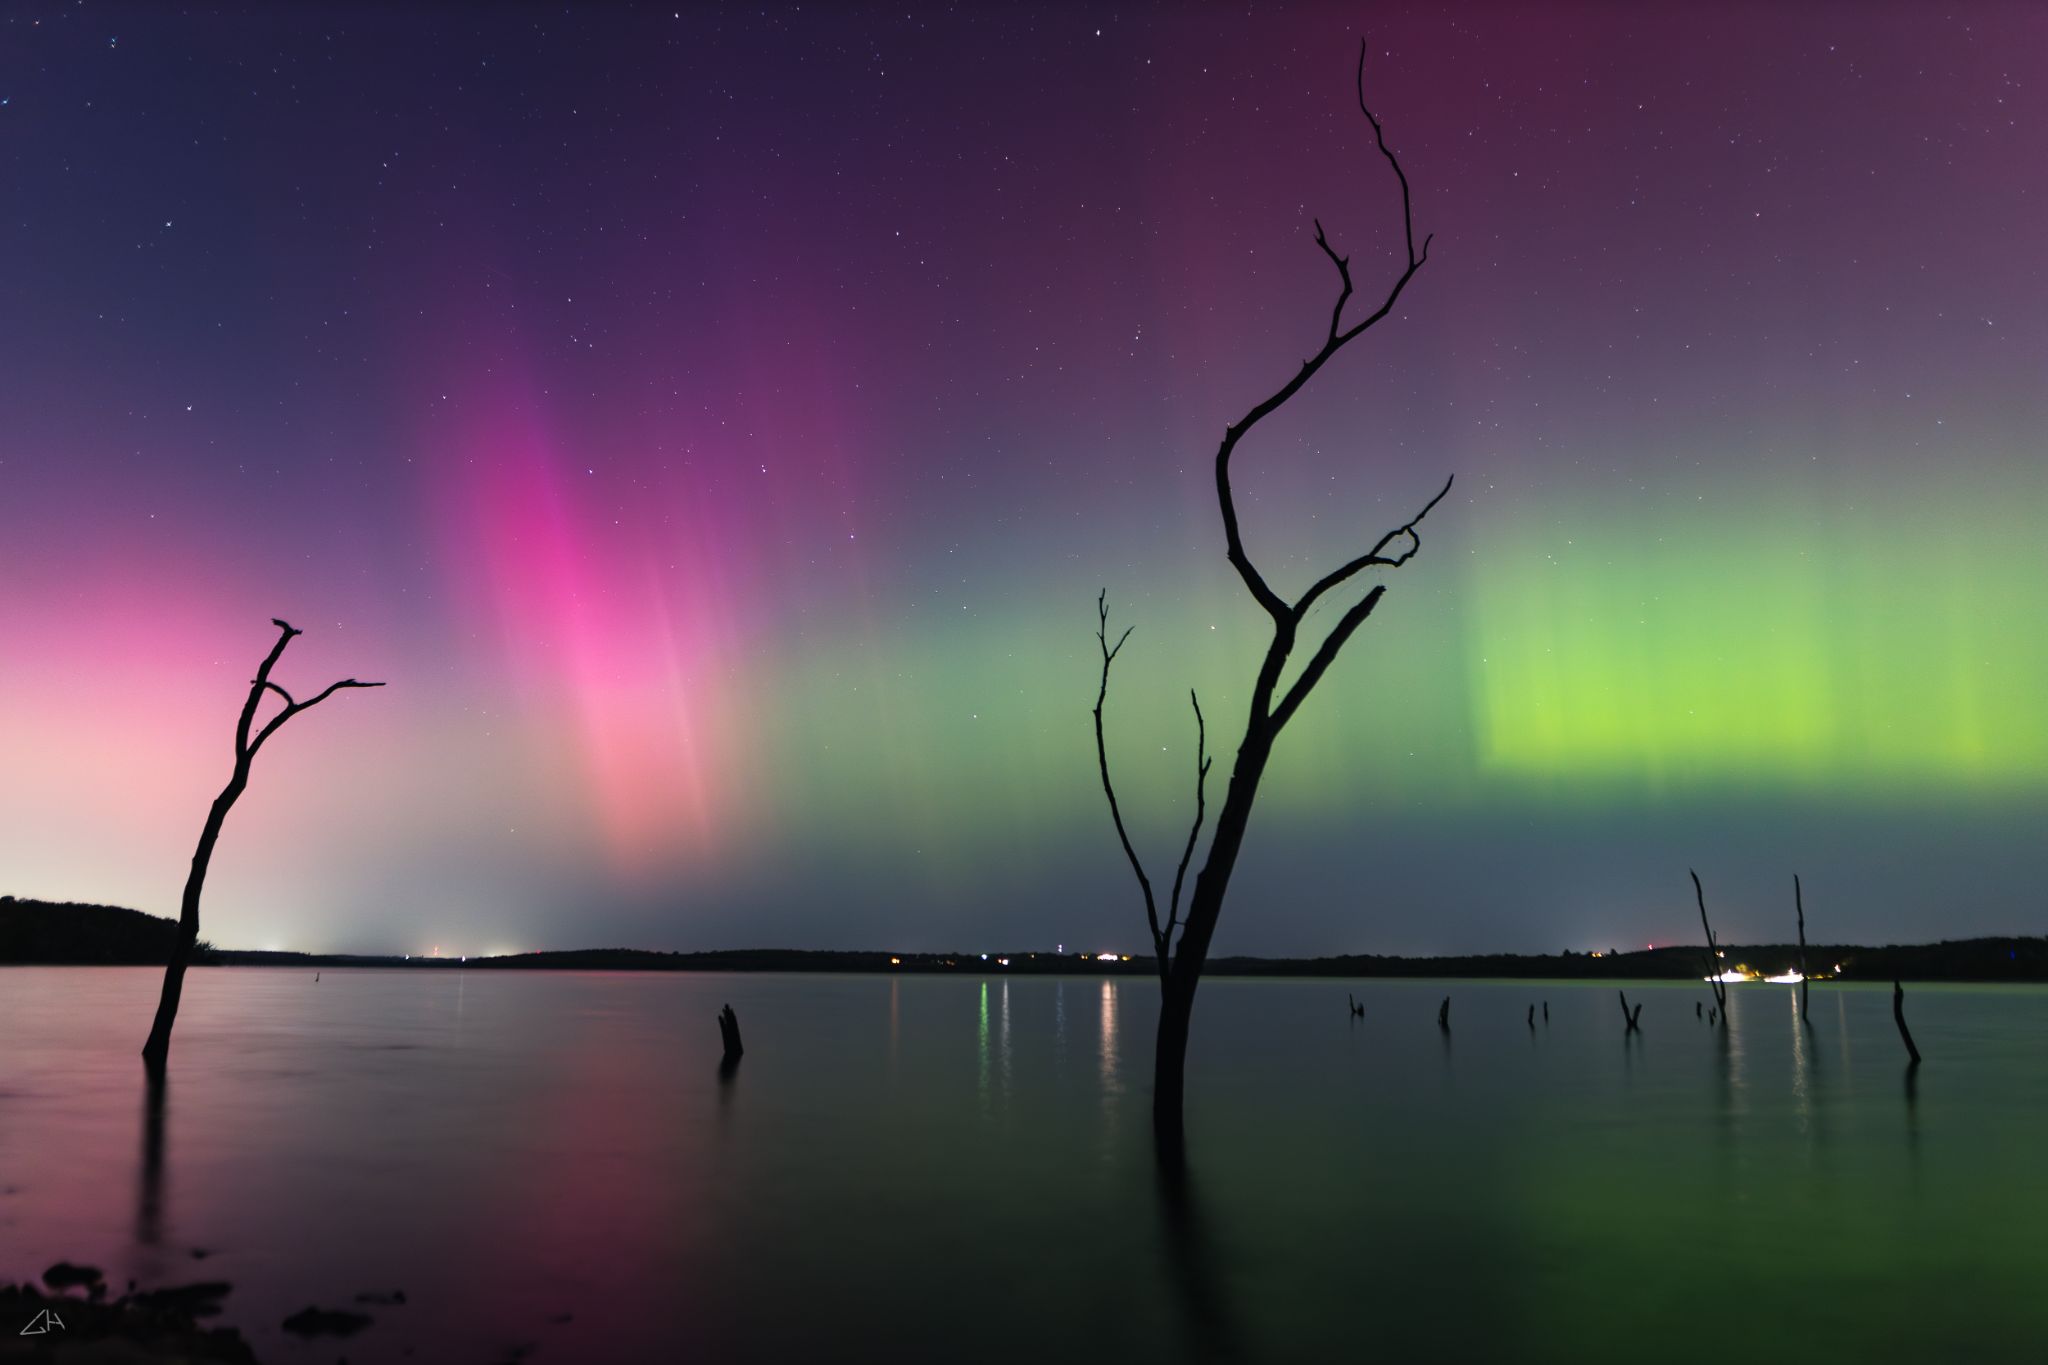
[1892,980,1922,1065]
[1691,870,1728,1023]
[1794,873,1811,1025]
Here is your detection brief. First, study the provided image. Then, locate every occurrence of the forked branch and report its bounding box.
[1094,594,1213,974]
[1093,592,1158,951]
[1214,38,1435,630]
[236,620,385,759]
[1165,691,1212,946]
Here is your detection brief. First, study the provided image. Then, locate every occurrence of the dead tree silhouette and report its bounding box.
[1092,39,1450,1150]
[1691,870,1728,1025]
[1892,979,1922,1065]
[1793,872,1811,1025]
[140,620,382,1072]
[1618,991,1642,1033]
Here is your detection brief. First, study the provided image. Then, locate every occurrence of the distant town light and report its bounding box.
[890,956,901,965]
[1096,952,1119,962]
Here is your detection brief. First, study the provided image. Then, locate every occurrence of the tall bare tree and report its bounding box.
[1793,872,1810,1024]
[1094,41,1451,1145]
[140,619,383,1072]
[1692,869,1728,1024]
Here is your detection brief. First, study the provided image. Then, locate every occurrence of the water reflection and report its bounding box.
[1154,1159,1242,1364]
[137,1072,167,1246]
[1712,1006,1737,1143]
[1099,980,1121,1096]
[998,980,1012,1095]
[1053,979,1067,1080]
[888,977,900,1070]
[977,981,991,1117]
[1099,980,1122,1154]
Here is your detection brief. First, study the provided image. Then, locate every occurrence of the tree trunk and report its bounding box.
[1794,873,1810,1025]
[1153,976,1194,1142]
[1151,737,1272,1133]
[139,618,381,1073]
[142,782,243,1073]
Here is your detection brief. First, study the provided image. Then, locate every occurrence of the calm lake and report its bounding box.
[2,969,2045,1362]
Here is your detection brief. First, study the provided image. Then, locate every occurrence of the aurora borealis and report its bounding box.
[2,3,2042,956]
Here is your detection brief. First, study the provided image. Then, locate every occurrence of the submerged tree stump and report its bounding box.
[1527,1003,1535,1029]
[717,1004,744,1063]
[1892,979,1921,1065]
[1618,991,1642,1033]
[1437,997,1450,1033]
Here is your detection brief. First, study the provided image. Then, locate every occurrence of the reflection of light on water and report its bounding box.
[888,978,900,1069]
[1097,979,1122,1156]
[999,979,1011,1093]
[1099,979,1120,1096]
[1790,986,1812,1131]
[977,981,990,1115]
[1765,971,1805,985]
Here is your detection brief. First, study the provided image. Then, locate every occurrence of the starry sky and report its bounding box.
[2,2,2043,957]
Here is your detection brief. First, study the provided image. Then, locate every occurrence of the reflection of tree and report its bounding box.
[137,1073,167,1246]
[1155,1161,1242,1364]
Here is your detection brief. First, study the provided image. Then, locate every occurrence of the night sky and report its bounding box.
[3,3,2042,957]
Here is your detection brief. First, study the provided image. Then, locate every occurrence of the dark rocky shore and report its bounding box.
[2,1264,388,1364]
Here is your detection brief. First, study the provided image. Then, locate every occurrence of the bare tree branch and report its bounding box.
[1165,690,1212,947]
[1352,37,1430,280]
[1094,591,1163,960]
[1211,38,1435,632]
[1271,587,1385,733]
[233,621,303,757]
[1292,474,1454,622]
[250,679,385,756]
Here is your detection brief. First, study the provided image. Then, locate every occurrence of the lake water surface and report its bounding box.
[2,969,2045,1362]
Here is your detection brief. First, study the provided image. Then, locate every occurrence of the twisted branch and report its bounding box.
[1095,593,1161,957]
[240,619,385,759]
[1165,690,1212,947]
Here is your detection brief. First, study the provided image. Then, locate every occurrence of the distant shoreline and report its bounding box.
[6,896,2046,982]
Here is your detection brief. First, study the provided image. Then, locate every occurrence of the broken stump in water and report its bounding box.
[1893,979,1922,1065]
[1437,997,1450,1032]
[717,1003,744,1066]
[1618,991,1642,1033]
